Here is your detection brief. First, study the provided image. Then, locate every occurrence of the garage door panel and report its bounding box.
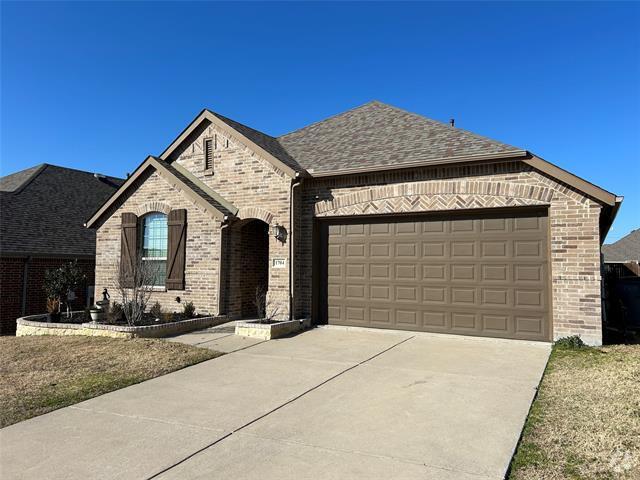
[482,264,508,282]
[324,210,550,341]
[451,264,476,281]
[422,286,447,304]
[451,241,476,258]
[422,242,446,258]
[422,264,447,281]
[395,264,417,280]
[370,243,391,257]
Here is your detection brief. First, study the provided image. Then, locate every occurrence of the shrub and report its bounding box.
[108,302,124,324]
[46,298,60,315]
[183,301,196,319]
[554,335,586,349]
[43,260,86,319]
[149,301,162,319]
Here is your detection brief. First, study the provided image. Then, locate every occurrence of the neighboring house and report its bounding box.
[602,229,640,277]
[86,101,622,345]
[0,164,123,334]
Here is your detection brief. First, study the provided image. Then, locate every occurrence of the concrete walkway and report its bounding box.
[0,327,550,480]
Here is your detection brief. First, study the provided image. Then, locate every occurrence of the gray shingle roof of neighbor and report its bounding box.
[0,164,123,256]
[602,229,640,262]
[0,164,45,192]
[276,100,524,174]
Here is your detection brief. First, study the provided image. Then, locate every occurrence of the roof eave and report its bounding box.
[85,156,228,228]
[307,150,530,177]
[522,155,618,206]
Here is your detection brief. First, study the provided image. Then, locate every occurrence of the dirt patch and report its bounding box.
[0,336,221,428]
[510,344,640,479]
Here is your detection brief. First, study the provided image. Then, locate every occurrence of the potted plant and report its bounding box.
[89,306,105,323]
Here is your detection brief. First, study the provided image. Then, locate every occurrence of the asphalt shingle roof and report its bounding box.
[211,111,303,172]
[276,101,523,174]
[0,164,44,192]
[603,229,640,262]
[160,159,237,218]
[208,101,523,176]
[0,164,123,256]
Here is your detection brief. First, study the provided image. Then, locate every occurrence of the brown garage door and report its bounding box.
[322,208,550,341]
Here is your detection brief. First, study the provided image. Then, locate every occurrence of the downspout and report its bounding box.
[290,173,302,320]
[218,216,230,316]
[21,256,31,316]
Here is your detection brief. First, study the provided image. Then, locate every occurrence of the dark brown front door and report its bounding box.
[321,208,550,341]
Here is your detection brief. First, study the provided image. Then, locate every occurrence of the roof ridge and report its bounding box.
[371,102,521,150]
[209,110,277,140]
[42,162,124,180]
[277,100,381,139]
[0,163,48,194]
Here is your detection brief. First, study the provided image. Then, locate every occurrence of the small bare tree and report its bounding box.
[114,255,160,326]
[254,284,280,323]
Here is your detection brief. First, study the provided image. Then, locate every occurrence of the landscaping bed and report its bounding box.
[235,318,311,340]
[509,341,640,479]
[0,335,222,428]
[16,313,228,338]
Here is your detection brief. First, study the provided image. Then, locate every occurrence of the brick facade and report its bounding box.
[95,121,292,319]
[93,128,606,344]
[0,256,94,335]
[296,161,603,344]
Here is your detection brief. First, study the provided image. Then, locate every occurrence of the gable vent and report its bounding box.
[204,138,214,171]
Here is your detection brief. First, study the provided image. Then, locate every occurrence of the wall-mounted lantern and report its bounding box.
[271,224,287,243]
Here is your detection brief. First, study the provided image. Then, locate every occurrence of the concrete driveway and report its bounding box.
[0,327,550,480]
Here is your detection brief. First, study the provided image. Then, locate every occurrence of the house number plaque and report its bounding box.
[272,258,286,269]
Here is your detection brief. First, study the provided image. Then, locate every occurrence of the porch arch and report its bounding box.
[235,206,276,225]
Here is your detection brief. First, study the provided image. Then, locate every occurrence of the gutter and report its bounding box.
[21,256,31,316]
[308,150,529,177]
[218,216,230,315]
[289,173,302,320]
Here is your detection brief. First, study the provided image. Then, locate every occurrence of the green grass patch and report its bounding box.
[0,336,222,428]
[508,342,640,479]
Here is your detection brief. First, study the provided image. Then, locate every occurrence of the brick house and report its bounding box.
[0,164,123,334]
[86,102,621,345]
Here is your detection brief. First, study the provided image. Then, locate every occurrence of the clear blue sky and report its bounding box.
[2,1,638,242]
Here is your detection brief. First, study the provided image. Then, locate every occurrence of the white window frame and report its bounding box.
[139,213,168,289]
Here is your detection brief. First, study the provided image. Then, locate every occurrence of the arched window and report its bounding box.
[139,212,168,287]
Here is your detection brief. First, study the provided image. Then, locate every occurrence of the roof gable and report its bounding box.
[85,156,238,228]
[159,110,301,178]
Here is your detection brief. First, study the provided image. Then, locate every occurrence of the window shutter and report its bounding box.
[166,209,187,290]
[120,213,138,288]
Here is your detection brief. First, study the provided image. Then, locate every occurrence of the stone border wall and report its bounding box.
[235,318,311,340]
[16,314,229,339]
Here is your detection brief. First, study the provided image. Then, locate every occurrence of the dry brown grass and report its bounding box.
[0,335,221,428]
[510,344,640,480]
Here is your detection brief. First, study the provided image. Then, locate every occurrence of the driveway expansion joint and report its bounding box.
[145,335,416,479]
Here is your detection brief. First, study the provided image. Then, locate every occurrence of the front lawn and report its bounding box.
[0,336,221,428]
[509,342,640,479]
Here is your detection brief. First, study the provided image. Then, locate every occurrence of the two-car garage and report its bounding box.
[317,208,551,341]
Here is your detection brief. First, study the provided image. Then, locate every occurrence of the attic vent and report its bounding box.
[204,137,214,172]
